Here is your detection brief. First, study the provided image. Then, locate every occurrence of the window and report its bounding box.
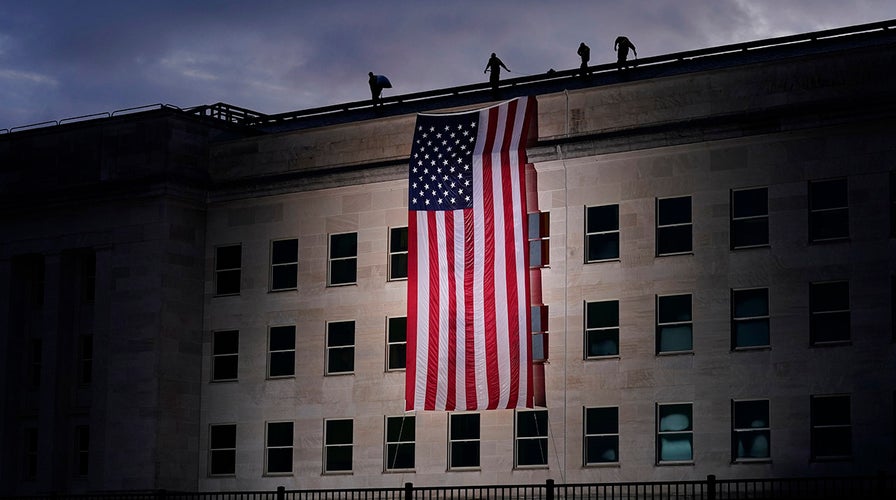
[79,250,96,303]
[209,424,236,476]
[265,422,293,474]
[585,300,619,358]
[732,288,769,349]
[24,427,38,481]
[515,409,548,467]
[386,317,407,371]
[449,413,480,469]
[29,339,42,389]
[732,400,770,462]
[586,204,620,262]
[78,335,93,384]
[324,419,353,473]
[531,305,548,362]
[215,245,241,295]
[74,425,89,477]
[529,212,550,267]
[810,281,850,345]
[656,196,692,255]
[268,326,296,378]
[811,394,851,460]
[329,232,358,286]
[212,330,239,381]
[326,321,355,374]
[656,294,693,353]
[584,406,619,465]
[731,187,769,249]
[389,227,408,280]
[657,403,693,463]
[270,239,298,291]
[385,416,415,471]
[809,178,848,242]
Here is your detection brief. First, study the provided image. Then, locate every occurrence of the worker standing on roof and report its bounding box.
[578,42,591,77]
[484,53,510,92]
[614,36,637,69]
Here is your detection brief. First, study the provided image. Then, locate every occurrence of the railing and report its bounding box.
[5,475,896,500]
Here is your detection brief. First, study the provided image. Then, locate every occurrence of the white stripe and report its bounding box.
[490,104,512,409]
[414,210,430,410]
[509,102,530,407]
[434,212,449,410]
[471,108,488,408]
[453,215,467,408]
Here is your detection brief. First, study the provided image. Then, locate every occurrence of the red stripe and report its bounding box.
[481,107,501,409]
[501,101,521,408]
[405,214,418,411]
[520,153,535,408]
[463,208,477,410]
[445,211,457,410]
[424,211,440,410]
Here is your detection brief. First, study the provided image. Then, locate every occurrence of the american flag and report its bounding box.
[406,96,536,411]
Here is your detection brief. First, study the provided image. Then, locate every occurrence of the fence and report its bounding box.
[6,475,896,500]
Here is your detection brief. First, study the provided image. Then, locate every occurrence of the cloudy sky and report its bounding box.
[1,0,894,129]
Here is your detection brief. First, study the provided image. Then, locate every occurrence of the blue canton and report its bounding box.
[408,113,478,211]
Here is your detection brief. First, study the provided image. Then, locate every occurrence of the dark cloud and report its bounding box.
[1,0,894,129]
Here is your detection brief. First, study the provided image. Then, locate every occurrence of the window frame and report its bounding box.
[78,334,93,385]
[270,238,299,292]
[656,294,693,355]
[23,427,38,481]
[211,330,239,382]
[384,415,415,472]
[731,399,771,463]
[388,226,409,281]
[585,204,620,263]
[328,232,358,287]
[531,304,549,362]
[656,196,693,256]
[730,187,769,249]
[810,394,852,461]
[528,211,550,268]
[809,281,850,346]
[325,320,355,375]
[264,421,294,476]
[74,424,90,477]
[214,244,241,296]
[656,402,694,465]
[208,423,237,477]
[268,325,296,379]
[448,412,481,470]
[584,406,620,466]
[514,409,549,468]
[324,418,354,474]
[808,178,849,243]
[386,316,407,371]
[731,287,770,350]
[584,299,620,359]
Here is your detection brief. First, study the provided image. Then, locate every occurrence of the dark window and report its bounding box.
[268,326,296,378]
[657,294,693,353]
[80,250,96,303]
[387,317,407,371]
[531,305,548,362]
[449,413,480,469]
[329,232,358,286]
[74,425,89,477]
[78,335,93,384]
[212,330,239,381]
[809,179,849,242]
[732,400,770,461]
[585,300,619,358]
[324,419,353,473]
[810,281,850,345]
[586,204,620,262]
[266,421,293,474]
[326,321,355,374]
[29,339,42,389]
[209,424,236,476]
[24,428,38,481]
[731,188,769,249]
[657,197,692,255]
[270,239,298,291]
[732,288,769,349]
[529,212,550,267]
[389,227,409,280]
[515,410,548,467]
[385,416,415,471]
[657,403,693,463]
[584,406,619,465]
[215,245,241,295]
[811,395,851,460]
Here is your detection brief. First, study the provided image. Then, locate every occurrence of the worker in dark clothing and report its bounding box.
[484,53,510,91]
[368,72,382,105]
[614,36,637,69]
[577,42,591,76]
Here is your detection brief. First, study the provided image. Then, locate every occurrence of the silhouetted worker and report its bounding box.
[484,53,510,91]
[614,36,637,69]
[368,72,383,105]
[577,42,591,76]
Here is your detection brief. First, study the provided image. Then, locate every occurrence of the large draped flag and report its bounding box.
[406,96,536,411]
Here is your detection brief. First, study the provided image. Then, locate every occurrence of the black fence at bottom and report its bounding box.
[6,475,896,500]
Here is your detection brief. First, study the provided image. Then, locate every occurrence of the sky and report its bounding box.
[1,0,895,130]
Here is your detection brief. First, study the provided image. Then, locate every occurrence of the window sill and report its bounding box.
[384,468,415,474]
[810,340,852,348]
[448,467,482,472]
[210,378,239,384]
[809,237,850,245]
[731,244,770,251]
[732,345,771,352]
[322,470,353,475]
[266,375,296,380]
[514,465,549,470]
[387,277,409,282]
[325,371,355,377]
[732,458,772,464]
[656,350,694,357]
[585,355,620,361]
[584,462,620,468]
[269,288,297,293]
[213,292,241,298]
[656,461,694,466]
[656,251,693,258]
[327,282,357,288]
[585,258,621,264]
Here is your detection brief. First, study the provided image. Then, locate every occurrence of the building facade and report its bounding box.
[2,21,895,494]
